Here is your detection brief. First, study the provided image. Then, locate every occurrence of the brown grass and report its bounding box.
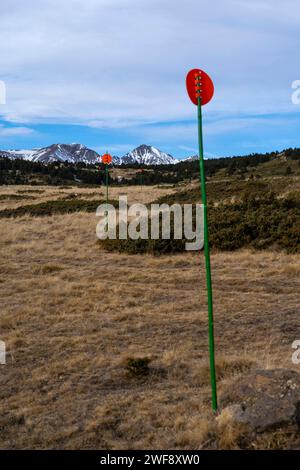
[0,184,299,449]
[0,184,175,210]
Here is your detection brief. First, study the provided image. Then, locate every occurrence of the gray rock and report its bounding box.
[219,369,300,431]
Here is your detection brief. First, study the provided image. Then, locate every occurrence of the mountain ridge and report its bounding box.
[122,144,179,165]
[0,143,185,166]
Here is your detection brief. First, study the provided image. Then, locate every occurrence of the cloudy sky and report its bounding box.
[0,0,299,158]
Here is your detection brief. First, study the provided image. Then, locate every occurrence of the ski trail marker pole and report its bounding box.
[140,170,144,191]
[186,68,218,412]
[101,152,113,207]
[105,164,108,205]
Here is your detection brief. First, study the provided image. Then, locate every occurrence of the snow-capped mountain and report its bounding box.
[122,145,179,165]
[0,143,100,164]
[183,155,199,162]
[0,143,188,165]
[111,156,122,165]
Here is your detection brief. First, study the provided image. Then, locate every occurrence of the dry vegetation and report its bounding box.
[0,184,175,211]
[0,184,299,449]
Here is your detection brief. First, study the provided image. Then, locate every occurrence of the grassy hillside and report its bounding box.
[99,175,300,254]
[1,162,299,253]
[0,200,299,449]
[1,147,299,186]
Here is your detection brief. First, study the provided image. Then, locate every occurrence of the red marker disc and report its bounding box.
[186,69,214,106]
[102,153,112,164]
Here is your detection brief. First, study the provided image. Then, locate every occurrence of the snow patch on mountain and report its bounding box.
[122,145,179,165]
[183,155,199,162]
[0,143,100,164]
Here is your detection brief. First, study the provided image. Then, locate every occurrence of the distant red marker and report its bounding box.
[102,153,112,164]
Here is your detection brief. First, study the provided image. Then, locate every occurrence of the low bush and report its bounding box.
[99,192,300,254]
[0,194,34,201]
[125,357,152,377]
[0,198,117,217]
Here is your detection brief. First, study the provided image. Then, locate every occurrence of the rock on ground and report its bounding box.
[219,369,300,431]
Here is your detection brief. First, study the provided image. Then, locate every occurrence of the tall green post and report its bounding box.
[105,163,109,205]
[197,96,218,412]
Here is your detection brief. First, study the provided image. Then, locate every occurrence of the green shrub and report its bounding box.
[125,357,151,377]
[0,198,117,218]
[0,194,34,201]
[99,192,300,254]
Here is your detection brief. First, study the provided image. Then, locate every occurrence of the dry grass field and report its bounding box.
[0,184,299,449]
[0,184,176,210]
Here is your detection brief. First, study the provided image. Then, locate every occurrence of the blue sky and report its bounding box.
[0,0,299,159]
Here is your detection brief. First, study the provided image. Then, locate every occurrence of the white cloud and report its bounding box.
[0,0,299,129]
[98,143,136,154]
[0,125,35,137]
[178,145,198,153]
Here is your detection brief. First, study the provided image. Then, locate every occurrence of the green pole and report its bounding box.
[105,164,108,205]
[197,96,218,412]
[104,164,109,227]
